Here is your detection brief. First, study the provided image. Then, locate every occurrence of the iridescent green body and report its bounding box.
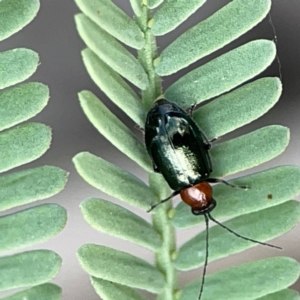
[145,99,212,191]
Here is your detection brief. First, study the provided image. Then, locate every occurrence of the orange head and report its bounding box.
[180,182,216,215]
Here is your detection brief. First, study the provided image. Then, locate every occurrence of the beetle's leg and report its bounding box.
[188,102,197,117]
[206,178,249,190]
[204,137,219,150]
[208,137,219,144]
[134,124,145,133]
[201,131,215,150]
[147,191,180,212]
[152,162,160,173]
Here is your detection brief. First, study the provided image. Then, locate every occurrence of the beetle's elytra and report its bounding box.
[144,98,281,300]
[145,98,241,214]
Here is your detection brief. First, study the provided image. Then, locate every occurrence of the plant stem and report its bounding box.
[149,173,177,300]
[136,5,162,110]
[136,4,177,300]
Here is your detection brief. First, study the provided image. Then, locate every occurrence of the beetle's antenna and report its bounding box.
[147,190,180,212]
[207,213,282,249]
[198,213,210,300]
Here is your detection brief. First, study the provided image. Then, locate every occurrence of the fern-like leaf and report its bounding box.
[0,1,67,298]
[74,1,299,300]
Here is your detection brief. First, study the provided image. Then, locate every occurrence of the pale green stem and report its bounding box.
[136,4,178,300]
[136,5,162,110]
[149,173,177,300]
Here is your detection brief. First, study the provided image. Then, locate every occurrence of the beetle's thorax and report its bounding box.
[149,99,185,119]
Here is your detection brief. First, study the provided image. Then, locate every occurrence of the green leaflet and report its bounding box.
[0,250,62,291]
[0,204,67,253]
[81,198,161,250]
[164,40,276,108]
[193,77,282,139]
[0,166,68,211]
[256,289,300,300]
[129,0,143,17]
[0,0,39,41]
[81,48,146,127]
[156,0,271,75]
[0,123,51,173]
[0,283,62,300]
[73,152,156,210]
[75,0,144,49]
[148,0,163,9]
[77,244,164,293]
[75,14,148,90]
[91,277,147,300]
[78,90,151,172]
[0,48,39,89]
[173,166,300,228]
[210,125,289,178]
[175,201,300,270]
[179,257,300,300]
[0,82,49,131]
[152,0,206,36]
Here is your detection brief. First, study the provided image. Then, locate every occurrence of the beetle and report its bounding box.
[145,98,242,214]
[145,98,281,300]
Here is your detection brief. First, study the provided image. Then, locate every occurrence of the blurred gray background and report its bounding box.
[0,0,300,299]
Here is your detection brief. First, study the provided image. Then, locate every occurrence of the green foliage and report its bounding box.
[257,289,300,300]
[175,201,300,270]
[75,13,148,89]
[0,166,68,211]
[0,204,66,252]
[80,49,146,126]
[74,1,299,300]
[78,244,164,292]
[80,198,162,250]
[148,0,163,9]
[73,152,156,210]
[0,251,62,291]
[0,1,67,298]
[129,0,143,17]
[210,125,289,177]
[0,49,39,89]
[193,77,282,138]
[0,284,61,300]
[155,0,271,74]
[164,40,276,106]
[151,0,207,35]
[78,91,150,170]
[179,257,300,300]
[0,123,51,172]
[75,0,144,49]
[91,277,148,300]
[0,0,39,41]
[0,83,49,131]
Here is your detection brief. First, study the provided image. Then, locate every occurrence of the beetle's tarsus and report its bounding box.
[188,102,197,117]
[153,163,160,173]
[134,124,145,133]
